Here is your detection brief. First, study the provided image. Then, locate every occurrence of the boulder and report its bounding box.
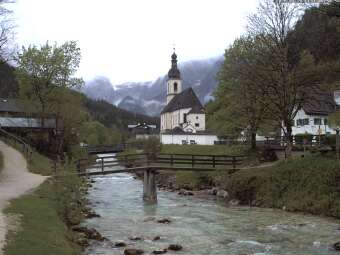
[334,242,340,251]
[124,248,144,255]
[157,218,171,224]
[129,236,143,241]
[216,190,229,199]
[229,199,240,206]
[152,249,167,254]
[85,212,101,218]
[178,189,193,196]
[168,244,183,251]
[153,236,161,241]
[115,241,127,247]
[75,236,89,247]
[72,226,105,241]
[211,187,218,195]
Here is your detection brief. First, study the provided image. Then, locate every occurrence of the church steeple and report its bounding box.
[166,50,182,104]
[168,50,181,79]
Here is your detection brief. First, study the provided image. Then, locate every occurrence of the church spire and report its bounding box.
[168,49,181,79]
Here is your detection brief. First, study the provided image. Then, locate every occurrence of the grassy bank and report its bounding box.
[0,151,3,173]
[161,144,248,155]
[162,153,340,218]
[222,155,340,218]
[4,147,85,255]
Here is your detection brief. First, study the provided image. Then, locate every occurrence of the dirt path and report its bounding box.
[0,141,47,255]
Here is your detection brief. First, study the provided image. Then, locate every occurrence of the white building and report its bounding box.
[160,52,219,145]
[285,92,339,136]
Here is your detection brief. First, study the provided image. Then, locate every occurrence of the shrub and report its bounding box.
[294,133,313,144]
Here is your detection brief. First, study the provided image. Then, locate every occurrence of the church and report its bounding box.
[160,52,219,145]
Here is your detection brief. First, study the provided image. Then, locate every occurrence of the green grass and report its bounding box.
[220,155,340,218]
[4,180,82,255]
[3,145,84,255]
[0,151,3,173]
[27,150,53,175]
[161,144,248,155]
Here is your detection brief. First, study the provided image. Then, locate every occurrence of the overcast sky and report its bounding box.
[10,0,259,85]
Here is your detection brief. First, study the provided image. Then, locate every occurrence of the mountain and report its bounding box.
[82,76,115,103]
[82,56,223,116]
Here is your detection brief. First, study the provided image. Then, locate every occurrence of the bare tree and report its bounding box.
[0,0,15,63]
[246,0,325,158]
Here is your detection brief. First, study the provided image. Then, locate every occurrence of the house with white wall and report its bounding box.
[284,92,339,136]
[160,52,219,145]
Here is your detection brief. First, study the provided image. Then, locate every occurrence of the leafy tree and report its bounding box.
[16,41,83,126]
[208,36,272,150]
[245,0,329,158]
[16,41,84,155]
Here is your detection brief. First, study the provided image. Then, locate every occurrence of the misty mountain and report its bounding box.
[82,56,223,116]
[82,76,115,103]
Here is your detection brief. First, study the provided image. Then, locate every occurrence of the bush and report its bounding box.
[323,134,336,147]
[294,133,313,144]
[143,137,162,159]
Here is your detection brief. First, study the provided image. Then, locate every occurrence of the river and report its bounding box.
[83,155,340,255]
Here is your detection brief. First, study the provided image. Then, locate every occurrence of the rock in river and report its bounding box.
[152,249,167,254]
[157,218,171,224]
[114,241,127,247]
[168,244,183,251]
[124,248,144,255]
[334,241,340,251]
[129,236,143,241]
[216,190,229,199]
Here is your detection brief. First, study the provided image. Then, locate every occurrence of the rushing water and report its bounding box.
[84,154,340,255]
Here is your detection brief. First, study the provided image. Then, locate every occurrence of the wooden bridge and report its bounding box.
[77,153,244,203]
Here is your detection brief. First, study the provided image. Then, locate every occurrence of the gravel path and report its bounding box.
[0,141,47,254]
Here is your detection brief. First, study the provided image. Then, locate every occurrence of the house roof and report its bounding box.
[0,117,56,129]
[0,98,36,113]
[161,88,204,114]
[302,92,336,115]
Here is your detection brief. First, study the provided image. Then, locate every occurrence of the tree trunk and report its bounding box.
[251,131,257,151]
[336,129,340,160]
[285,125,293,159]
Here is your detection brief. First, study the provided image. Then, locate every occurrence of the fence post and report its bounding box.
[170,154,173,166]
[101,158,104,172]
[192,155,194,167]
[232,156,236,170]
[212,155,215,168]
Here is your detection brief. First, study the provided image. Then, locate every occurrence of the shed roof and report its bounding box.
[0,98,36,113]
[302,92,336,115]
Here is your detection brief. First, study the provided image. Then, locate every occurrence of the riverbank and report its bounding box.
[0,151,3,173]
[0,141,47,255]
[2,144,89,255]
[157,154,340,219]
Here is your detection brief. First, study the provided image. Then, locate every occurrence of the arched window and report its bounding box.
[174,82,178,93]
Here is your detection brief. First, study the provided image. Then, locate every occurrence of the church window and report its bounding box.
[183,113,187,123]
[195,123,199,127]
[196,116,199,120]
[174,82,178,93]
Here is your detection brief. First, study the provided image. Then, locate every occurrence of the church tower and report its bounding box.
[166,51,182,104]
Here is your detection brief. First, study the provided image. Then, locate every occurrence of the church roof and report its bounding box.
[161,88,204,114]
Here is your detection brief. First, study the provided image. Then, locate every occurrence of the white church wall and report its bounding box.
[160,133,219,145]
[187,113,205,131]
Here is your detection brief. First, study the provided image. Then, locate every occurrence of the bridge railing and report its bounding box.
[0,128,32,160]
[77,153,245,173]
